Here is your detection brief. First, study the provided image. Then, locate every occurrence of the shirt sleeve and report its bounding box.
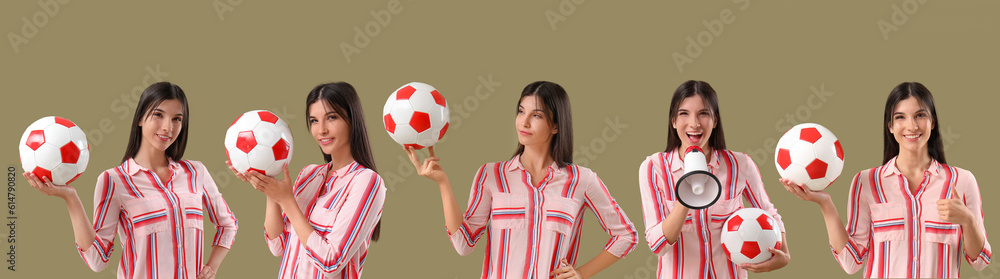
[583,171,638,259]
[197,162,239,249]
[76,171,120,272]
[304,172,385,274]
[831,172,872,274]
[739,154,786,233]
[448,164,493,256]
[638,156,675,257]
[958,171,992,270]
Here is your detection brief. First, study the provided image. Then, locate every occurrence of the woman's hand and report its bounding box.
[550,259,585,279]
[405,146,448,184]
[196,265,215,279]
[244,164,295,204]
[779,178,831,204]
[741,247,790,273]
[225,160,252,184]
[24,172,77,200]
[937,187,973,227]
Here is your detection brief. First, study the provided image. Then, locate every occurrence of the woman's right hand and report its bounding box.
[24,172,77,200]
[225,160,253,184]
[779,178,832,204]
[405,146,448,184]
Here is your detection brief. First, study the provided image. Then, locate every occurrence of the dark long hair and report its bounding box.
[121,82,189,163]
[511,81,573,168]
[664,80,726,153]
[305,82,380,241]
[882,82,946,165]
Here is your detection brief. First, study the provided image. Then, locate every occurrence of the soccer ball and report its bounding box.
[382,82,450,150]
[18,116,90,186]
[774,123,844,191]
[721,208,781,265]
[225,110,294,177]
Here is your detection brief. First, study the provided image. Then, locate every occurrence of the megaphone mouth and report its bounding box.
[675,170,722,210]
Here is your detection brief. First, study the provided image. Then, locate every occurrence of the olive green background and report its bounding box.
[2,1,997,278]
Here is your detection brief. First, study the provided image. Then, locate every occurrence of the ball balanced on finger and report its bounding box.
[383,82,450,150]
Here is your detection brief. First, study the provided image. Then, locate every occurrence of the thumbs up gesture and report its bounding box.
[936,187,973,226]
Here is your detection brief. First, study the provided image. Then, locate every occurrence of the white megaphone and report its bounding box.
[675,146,722,210]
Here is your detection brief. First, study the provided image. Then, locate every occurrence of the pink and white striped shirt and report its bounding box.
[834,157,991,278]
[638,150,786,279]
[448,155,637,279]
[78,158,239,279]
[265,161,385,279]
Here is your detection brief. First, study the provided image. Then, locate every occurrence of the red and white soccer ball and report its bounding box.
[225,110,294,177]
[18,116,90,186]
[382,82,450,150]
[774,123,845,191]
[721,208,782,265]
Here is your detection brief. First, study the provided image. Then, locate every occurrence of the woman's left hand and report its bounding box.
[937,187,973,226]
[196,265,215,279]
[550,259,585,279]
[741,247,790,273]
[245,164,294,204]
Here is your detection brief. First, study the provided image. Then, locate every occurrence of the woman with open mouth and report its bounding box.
[637,80,791,278]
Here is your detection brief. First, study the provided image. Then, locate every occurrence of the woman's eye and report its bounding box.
[678,112,688,116]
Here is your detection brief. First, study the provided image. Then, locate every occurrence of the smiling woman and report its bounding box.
[227,82,385,279]
[782,82,992,278]
[25,82,239,279]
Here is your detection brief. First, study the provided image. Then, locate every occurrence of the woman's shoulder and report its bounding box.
[938,163,976,180]
[640,151,669,167]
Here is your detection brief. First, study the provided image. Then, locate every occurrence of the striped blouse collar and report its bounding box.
[122,157,182,176]
[326,161,362,178]
[882,156,941,178]
[506,154,563,174]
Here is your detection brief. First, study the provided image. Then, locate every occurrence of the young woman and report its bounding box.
[637,80,791,279]
[781,82,990,278]
[228,82,385,279]
[406,81,637,279]
[26,82,238,279]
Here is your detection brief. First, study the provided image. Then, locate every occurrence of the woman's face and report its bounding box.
[672,94,716,154]
[888,97,933,153]
[515,95,557,149]
[308,101,351,157]
[138,99,184,153]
